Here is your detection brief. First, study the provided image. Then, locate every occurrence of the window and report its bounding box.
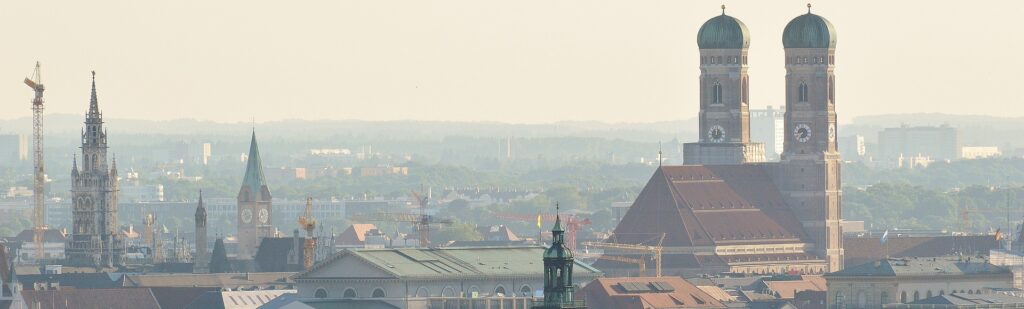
[372,288,386,298]
[342,288,358,298]
[798,83,809,102]
[914,291,920,301]
[521,285,532,297]
[415,287,430,297]
[314,288,328,299]
[494,286,506,297]
[712,82,723,103]
[741,77,749,104]
[901,291,907,303]
[881,292,889,304]
[828,76,835,103]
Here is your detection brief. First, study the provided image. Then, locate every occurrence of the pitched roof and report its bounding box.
[613,166,807,247]
[477,225,520,242]
[298,246,601,280]
[121,272,294,289]
[827,256,1010,277]
[910,293,1024,305]
[335,224,377,247]
[762,275,827,299]
[255,237,307,272]
[184,289,295,309]
[17,273,120,290]
[12,229,67,243]
[21,288,161,309]
[580,277,728,309]
[149,287,219,309]
[843,235,998,267]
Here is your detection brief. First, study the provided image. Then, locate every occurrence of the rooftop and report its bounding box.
[827,256,1010,277]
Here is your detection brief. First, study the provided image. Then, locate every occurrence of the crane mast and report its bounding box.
[24,62,46,263]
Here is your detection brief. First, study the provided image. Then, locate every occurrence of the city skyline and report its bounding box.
[0,1,1020,124]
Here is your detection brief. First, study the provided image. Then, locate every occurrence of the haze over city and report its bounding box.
[1,0,1021,123]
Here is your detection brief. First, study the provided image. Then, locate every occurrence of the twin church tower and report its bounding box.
[685,4,842,271]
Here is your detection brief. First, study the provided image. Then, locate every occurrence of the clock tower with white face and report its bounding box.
[683,7,765,165]
[237,131,274,260]
[776,6,843,271]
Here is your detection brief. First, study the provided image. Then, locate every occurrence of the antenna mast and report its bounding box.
[24,62,46,263]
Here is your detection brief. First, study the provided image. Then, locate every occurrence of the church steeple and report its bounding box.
[88,71,99,117]
[239,131,270,201]
[535,203,585,309]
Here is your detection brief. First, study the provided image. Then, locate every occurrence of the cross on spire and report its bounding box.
[807,3,812,13]
[721,4,726,15]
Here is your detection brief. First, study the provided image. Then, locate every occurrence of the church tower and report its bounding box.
[237,132,273,260]
[777,5,843,271]
[66,71,124,268]
[194,190,209,273]
[683,6,765,165]
[534,208,585,309]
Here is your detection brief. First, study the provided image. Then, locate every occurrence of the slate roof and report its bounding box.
[121,272,294,289]
[910,293,1024,305]
[297,246,601,280]
[21,288,161,309]
[826,256,1010,278]
[580,277,728,309]
[149,286,219,309]
[302,299,401,309]
[843,235,998,267]
[255,237,308,272]
[613,166,807,247]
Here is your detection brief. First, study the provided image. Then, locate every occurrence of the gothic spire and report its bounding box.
[89,71,99,117]
[196,189,207,227]
[72,154,79,177]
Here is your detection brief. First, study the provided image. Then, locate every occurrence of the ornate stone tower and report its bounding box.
[534,210,585,309]
[66,71,124,268]
[684,6,765,165]
[777,5,843,271]
[194,190,209,273]
[237,132,273,260]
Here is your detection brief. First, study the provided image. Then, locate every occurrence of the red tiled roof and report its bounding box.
[763,275,827,299]
[612,165,807,247]
[581,277,728,309]
[335,224,378,246]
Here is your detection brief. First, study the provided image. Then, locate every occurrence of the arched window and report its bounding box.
[442,286,456,297]
[798,83,809,102]
[712,82,723,103]
[372,288,386,298]
[939,290,945,296]
[968,290,974,294]
[828,76,835,103]
[741,77,749,104]
[494,286,506,297]
[914,291,920,301]
[901,291,907,303]
[521,285,532,297]
[343,288,356,298]
[314,288,328,299]
[415,287,430,297]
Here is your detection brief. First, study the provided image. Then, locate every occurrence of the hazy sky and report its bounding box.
[0,1,1021,124]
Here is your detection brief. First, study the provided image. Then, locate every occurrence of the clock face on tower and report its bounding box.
[241,208,253,223]
[794,124,812,143]
[258,209,269,224]
[708,125,725,143]
[828,123,836,142]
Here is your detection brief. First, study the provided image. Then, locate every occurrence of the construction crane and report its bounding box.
[350,190,453,247]
[495,212,591,251]
[582,234,665,277]
[24,62,46,262]
[297,197,317,269]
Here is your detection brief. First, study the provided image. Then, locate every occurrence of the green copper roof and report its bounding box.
[240,131,269,198]
[782,13,836,49]
[697,14,750,49]
[545,215,573,259]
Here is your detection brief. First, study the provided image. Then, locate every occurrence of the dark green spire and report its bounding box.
[239,131,270,200]
[535,203,585,309]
